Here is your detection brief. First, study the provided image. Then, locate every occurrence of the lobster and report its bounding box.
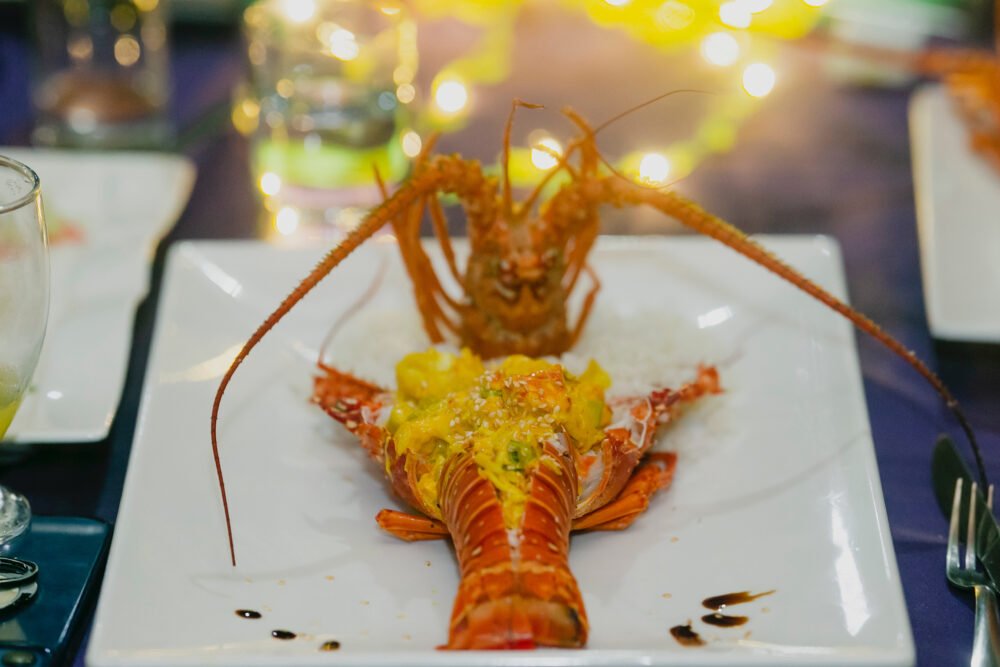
[209,95,984,646]
[311,348,721,649]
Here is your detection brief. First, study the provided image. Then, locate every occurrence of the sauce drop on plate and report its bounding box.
[702,590,774,611]
[669,623,705,647]
[702,612,748,627]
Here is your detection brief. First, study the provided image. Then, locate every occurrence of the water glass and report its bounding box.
[31,0,171,149]
[0,157,50,542]
[241,0,415,240]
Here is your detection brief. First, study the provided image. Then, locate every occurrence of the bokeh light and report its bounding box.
[402,131,423,158]
[114,35,141,66]
[743,0,773,12]
[260,172,281,196]
[719,1,752,28]
[327,28,359,60]
[639,153,671,184]
[396,83,416,104]
[435,80,469,114]
[276,207,300,236]
[701,32,739,66]
[282,0,315,23]
[742,63,776,97]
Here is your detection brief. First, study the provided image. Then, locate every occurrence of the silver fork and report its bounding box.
[948,478,1000,667]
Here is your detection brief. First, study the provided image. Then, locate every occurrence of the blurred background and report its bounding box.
[0,0,995,243]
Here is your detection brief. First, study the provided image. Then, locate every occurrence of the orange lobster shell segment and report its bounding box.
[441,446,587,649]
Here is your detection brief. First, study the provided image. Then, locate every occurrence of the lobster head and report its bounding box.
[462,215,571,357]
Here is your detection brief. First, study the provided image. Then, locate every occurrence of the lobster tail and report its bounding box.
[440,447,587,649]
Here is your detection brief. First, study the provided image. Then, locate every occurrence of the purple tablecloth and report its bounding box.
[1,5,999,665]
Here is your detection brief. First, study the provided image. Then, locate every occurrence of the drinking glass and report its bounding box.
[31,0,171,149]
[0,157,50,542]
[241,0,415,240]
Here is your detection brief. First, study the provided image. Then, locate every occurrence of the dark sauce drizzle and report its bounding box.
[271,630,296,640]
[670,590,775,647]
[701,612,748,627]
[669,623,705,647]
[235,609,262,619]
[319,640,342,651]
[702,590,774,611]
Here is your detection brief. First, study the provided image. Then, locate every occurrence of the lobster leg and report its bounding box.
[428,195,464,285]
[568,265,600,347]
[574,366,720,520]
[572,453,677,532]
[375,509,449,542]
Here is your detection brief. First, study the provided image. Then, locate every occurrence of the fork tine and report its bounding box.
[950,478,964,574]
[968,481,980,570]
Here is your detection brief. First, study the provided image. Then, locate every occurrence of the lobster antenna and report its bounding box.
[210,173,436,565]
[592,88,711,135]
[502,99,544,220]
[524,91,709,214]
[563,108,667,192]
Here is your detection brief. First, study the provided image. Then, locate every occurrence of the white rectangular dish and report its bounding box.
[0,147,196,443]
[87,236,913,666]
[909,84,1000,342]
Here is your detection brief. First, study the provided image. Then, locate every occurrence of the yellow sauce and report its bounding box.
[387,348,611,528]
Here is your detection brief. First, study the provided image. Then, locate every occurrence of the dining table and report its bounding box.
[1,3,999,665]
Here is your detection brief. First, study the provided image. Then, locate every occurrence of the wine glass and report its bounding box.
[0,156,49,542]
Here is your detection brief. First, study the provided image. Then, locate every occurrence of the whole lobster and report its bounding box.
[209,95,983,648]
[312,349,721,649]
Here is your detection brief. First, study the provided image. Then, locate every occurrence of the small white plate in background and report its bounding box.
[0,147,196,443]
[909,85,1000,342]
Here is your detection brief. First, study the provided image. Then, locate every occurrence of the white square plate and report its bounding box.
[909,84,1000,342]
[0,147,196,443]
[87,236,913,666]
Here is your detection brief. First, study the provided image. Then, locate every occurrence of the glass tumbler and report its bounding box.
[31,0,171,149]
[241,0,416,240]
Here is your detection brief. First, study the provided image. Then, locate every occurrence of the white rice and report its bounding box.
[319,299,728,399]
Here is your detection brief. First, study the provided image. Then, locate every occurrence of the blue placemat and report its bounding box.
[0,517,110,667]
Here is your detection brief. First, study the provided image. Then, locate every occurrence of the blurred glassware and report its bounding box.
[239,0,416,241]
[0,156,50,542]
[31,0,172,149]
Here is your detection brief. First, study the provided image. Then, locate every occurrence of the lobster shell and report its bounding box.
[313,361,717,649]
